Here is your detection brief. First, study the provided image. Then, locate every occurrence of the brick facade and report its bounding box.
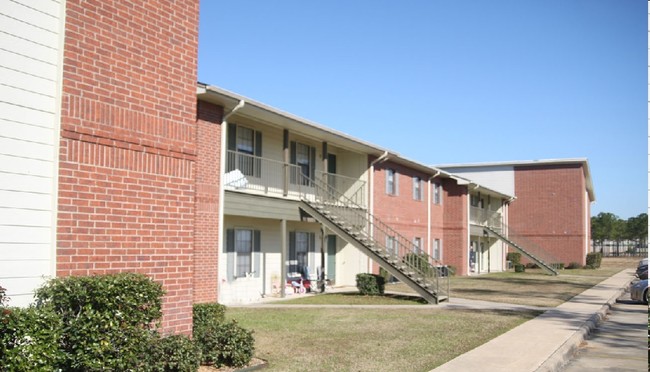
[442,179,469,276]
[371,159,465,274]
[194,101,223,304]
[57,0,200,334]
[372,161,430,249]
[510,164,589,265]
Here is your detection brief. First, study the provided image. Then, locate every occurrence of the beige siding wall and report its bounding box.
[0,0,65,306]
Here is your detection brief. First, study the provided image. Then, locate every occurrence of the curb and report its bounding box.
[535,281,631,371]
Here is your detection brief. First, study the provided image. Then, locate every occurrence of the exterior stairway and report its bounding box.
[298,176,449,304]
[483,225,560,276]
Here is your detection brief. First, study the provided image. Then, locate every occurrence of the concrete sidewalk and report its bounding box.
[431,269,637,372]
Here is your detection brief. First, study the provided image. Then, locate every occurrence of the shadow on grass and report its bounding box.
[340,292,429,304]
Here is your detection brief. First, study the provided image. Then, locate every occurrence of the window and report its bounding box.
[386,235,397,256]
[386,169,398,195]
[433,239,441,260]
[227,123,262,177]
[433,182,442,205]
[289,231,315,268]
[413,177,422,201]
[413,237,422,254]
[235,230,253,277]
[471,195,483,208]
[290,141,316,185]
[226,228,261,280]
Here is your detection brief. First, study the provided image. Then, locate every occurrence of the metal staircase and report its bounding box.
[298,175,449,304]
[483,224,560,275]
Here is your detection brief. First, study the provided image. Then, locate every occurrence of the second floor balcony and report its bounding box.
[470,206,502,230]
[224,150,367,208]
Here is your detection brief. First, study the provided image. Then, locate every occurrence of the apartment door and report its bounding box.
[326,235,336,282]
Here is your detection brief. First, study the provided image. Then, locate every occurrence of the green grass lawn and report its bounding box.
[224,257,638,371]
[227,307,540,372]
[389,257,640,307]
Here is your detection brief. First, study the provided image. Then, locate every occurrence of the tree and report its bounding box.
[625,213,648,246]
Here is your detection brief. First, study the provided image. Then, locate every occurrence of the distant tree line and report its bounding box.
[591,212,647,255]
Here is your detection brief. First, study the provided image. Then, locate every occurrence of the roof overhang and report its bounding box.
[197,83,515,199]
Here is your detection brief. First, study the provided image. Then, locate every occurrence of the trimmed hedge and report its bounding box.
[0,305,63,371]
[506,252,521,265]
[586,252,602,269]
[356,273,385,295]
[146,334,201,372]
[34,273,164,371]
[193,304,254,368]
[193,303,226,330]
[514,264,526,273]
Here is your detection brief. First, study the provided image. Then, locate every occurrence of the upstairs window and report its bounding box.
[413,177,423,201]
[227,123,262,177]
[433,182,442,205]
[290,141,316,185]
[386,169,398,195]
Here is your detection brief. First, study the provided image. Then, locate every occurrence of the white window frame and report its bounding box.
[433,238,442,260]
[433,182,442,205]
[234,229,253,277]
[413,176,422,201]
[386,169,398,195]
[413,237,422,254]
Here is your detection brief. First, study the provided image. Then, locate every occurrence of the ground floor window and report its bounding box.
[226,228,261,280]
[433,238,441,260]
[289,231,316,270]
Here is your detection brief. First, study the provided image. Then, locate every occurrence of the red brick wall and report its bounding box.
[510,164,588,265]
[372,161,430,252]
[194,101,223,304]
[57,0,200,334]
[442,179,469,276]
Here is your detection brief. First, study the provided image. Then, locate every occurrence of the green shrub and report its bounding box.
[379,267,391,283]
[506,252,521,265]
[0,285,8,307]
[566,262,582,270]
[514,264,526,273]
[194,321,254,368]
[0,305,64,371]
[35,273,164,371]
[586,252,602,269]
[404,252,435,277]
[356,273,385,296]
[145,334,201,372]
[525,262,538,269]
[193,303,226,333]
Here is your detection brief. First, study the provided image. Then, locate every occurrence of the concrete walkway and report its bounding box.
[561,288,647,371]
[431,269,638,372]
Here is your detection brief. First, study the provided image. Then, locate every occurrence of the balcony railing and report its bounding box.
[470,206,502,229]
[225,150,367,208]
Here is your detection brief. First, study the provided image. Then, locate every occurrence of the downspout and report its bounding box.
[368,151,389,272]
[217,100,245,300]
[427,171,440,257]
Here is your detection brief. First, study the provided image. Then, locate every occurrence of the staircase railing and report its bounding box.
[297,172,450,302]
[472,210,562,275]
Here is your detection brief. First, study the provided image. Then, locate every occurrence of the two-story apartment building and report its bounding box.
[197,84,523,305]
[370,157,514,277]
[440,160,595,267]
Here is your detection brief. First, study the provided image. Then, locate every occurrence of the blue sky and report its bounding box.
[198,1,647,220]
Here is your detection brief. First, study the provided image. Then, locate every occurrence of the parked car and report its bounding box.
[630,279,648,304]
[635,260,648,280]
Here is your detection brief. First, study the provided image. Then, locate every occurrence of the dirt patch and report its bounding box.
[198,358,267,372]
